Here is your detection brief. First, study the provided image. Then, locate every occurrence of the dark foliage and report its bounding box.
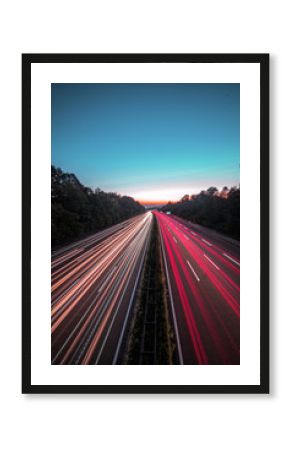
[51,166,145,247]
[161,186,240,240]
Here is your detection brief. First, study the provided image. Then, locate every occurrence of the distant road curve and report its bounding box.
[155,211,240,365]
[51,212,152,365]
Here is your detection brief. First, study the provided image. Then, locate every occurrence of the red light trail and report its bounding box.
[155,211,240,364]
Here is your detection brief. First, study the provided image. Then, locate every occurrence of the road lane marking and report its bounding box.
[223,253,240,266]
[173,236,178,243]
[112,231,151,365]
[184,234,189,240]
[160,232,184,364]
[95,215,153,365]
[202,238,212,247]
[98,266,117,293]
[186,260,200,282]
[204,254,220,270]
[190,231,197,236]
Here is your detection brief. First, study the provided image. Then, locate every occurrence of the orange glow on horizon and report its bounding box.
[138,199,168,206]
[130,184,236,206]
[130,187,195,206]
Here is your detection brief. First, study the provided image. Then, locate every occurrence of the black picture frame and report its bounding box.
[22,53,269,394]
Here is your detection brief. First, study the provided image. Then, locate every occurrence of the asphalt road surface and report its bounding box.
[51,212,152,365]
[155,211,240,365]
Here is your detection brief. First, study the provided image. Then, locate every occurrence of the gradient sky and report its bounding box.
[52,83,240,205]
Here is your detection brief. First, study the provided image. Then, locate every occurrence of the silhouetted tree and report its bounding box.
[161,186,240,240]
[181,194,190,203]
[207,186,218,196]
[51,166,145,247]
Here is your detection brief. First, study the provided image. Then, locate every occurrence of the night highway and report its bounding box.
[155,211,240,365]
[51,212,152,364]
[52,211,239,365]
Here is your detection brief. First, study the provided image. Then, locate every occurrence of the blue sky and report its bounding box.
[52,83,239,204]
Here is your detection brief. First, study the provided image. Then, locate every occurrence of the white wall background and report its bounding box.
[0,1,287,449]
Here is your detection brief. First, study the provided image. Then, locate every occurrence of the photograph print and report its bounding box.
[51,82,240,366]
[22,54,269,393]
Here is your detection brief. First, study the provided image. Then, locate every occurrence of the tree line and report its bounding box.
[161,186,240,240]
[51,166,145,247]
